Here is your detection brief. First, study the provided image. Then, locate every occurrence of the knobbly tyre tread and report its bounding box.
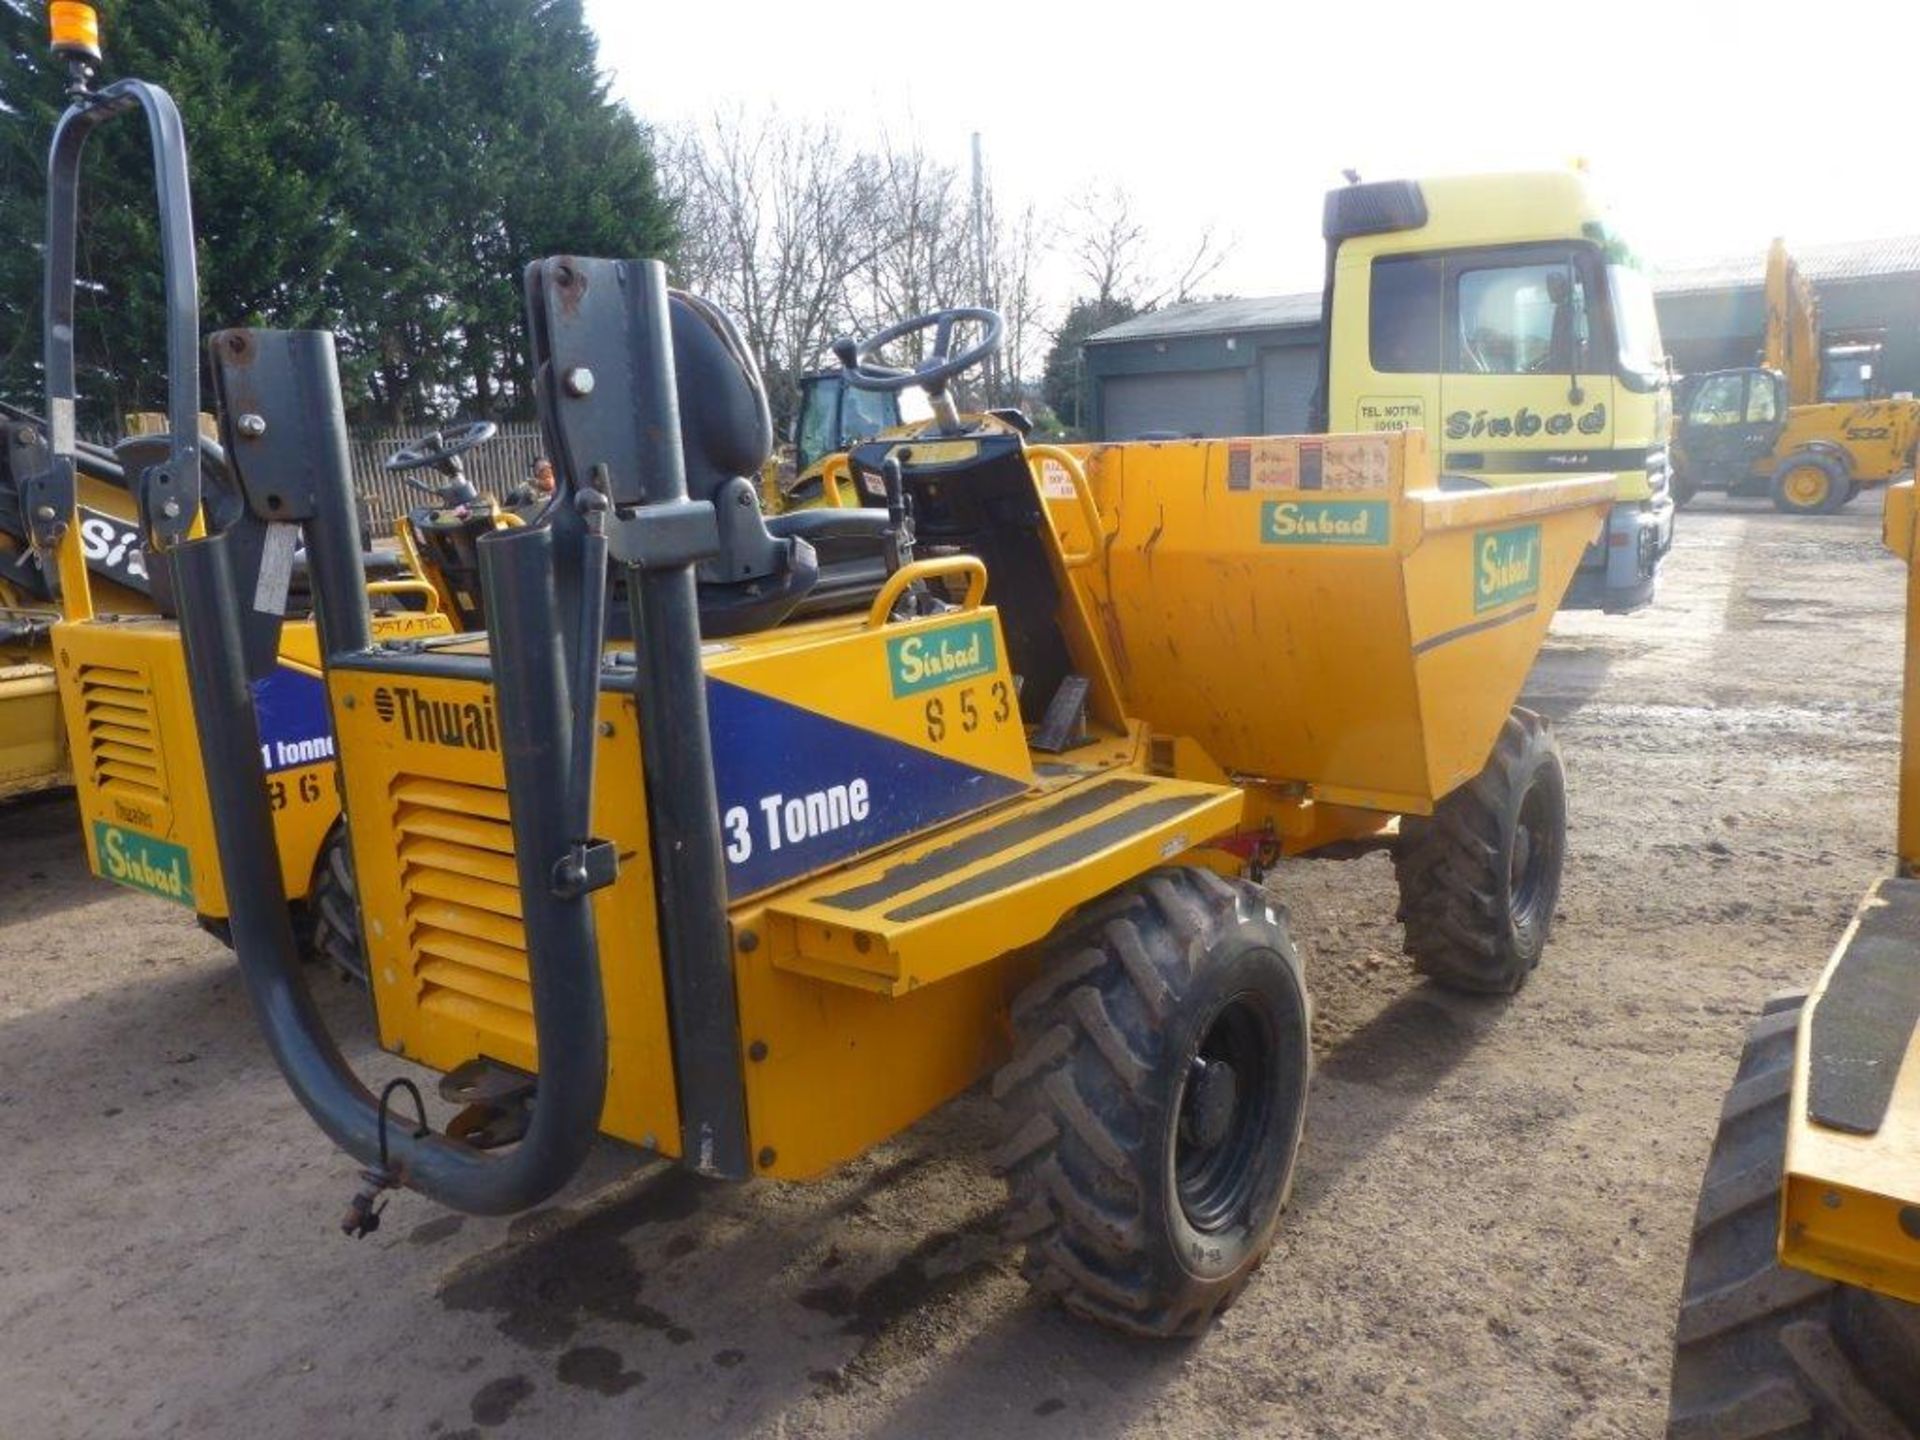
[308,823,368,986]
[992,866,1309,1338]
[1667,995,1920,1439]
[1392,707,1565,994]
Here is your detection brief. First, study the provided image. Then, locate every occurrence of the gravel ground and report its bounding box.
[0,493,1904,1440]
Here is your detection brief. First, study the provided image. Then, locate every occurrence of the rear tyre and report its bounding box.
[308,823,368,987]
[1772,453,1850,516]
[1393,707,1566,994]
[1667,996,1920,1438]
[993,867,1311,1338]
[1672,470,1698,509]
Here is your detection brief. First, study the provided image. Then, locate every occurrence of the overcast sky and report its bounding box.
[584,0,1920,303]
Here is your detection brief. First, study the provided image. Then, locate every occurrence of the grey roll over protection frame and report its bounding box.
[525,256,752,1180]
[38,77,204,579]
[173,320,615,1218]
[50,67,614,1217]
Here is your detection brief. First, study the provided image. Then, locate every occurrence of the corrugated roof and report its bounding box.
[1651,235,1920,295]
[1087,234,1920,346]
[1084,292,1322,345]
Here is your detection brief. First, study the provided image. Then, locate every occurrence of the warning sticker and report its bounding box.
[1248,440,1298,491]
[1039,458,1078,501]
[1227,442,1251,490]
[1321,437,1391,493]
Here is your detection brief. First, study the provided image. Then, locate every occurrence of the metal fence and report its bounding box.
[347,422,547,523]
[82,418,550,526]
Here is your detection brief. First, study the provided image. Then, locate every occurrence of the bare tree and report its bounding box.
[661,110,887,430]
[1063,183,1232,311]
[665,114,1202,434]
[979,193,1049,407]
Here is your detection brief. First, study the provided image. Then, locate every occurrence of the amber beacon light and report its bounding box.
[48,2,102,64]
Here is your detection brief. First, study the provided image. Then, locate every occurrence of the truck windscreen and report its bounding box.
[1608,263,1663,388]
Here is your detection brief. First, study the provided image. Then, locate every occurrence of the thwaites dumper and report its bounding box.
[26,12,450,971]
[0,395,185,802]
[1666,483,1920,1436]
[168,216,1615,1334]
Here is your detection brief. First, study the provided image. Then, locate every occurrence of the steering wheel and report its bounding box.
[836,307,1004,395]
[385,420,498,496]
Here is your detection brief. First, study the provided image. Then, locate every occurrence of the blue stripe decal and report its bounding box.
[251,666,336,774]
[707,678,1026,899]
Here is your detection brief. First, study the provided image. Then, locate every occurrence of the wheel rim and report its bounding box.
[1174,992,1277,1233]
[1510,776,1560,930]
[1782,466,1830,509]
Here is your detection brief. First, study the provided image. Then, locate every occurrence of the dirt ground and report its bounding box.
[0,494,1905,1440]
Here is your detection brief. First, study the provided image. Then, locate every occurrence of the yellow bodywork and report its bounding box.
[1325,170,1668,507]
[332,602,1238,1178]
[41,446,454,915]
[0,614,66,801]
[1778,480,1920,1301]
[54,609,449,916]
[339,427,1611,1180]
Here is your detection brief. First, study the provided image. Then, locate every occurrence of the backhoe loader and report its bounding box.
[759,367,928,511]
[1665,482,1920,1436]
[1671,239,1920,515]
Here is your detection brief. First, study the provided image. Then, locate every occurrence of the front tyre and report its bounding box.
[1393,707,1567,994]
[993,867,1311,1337]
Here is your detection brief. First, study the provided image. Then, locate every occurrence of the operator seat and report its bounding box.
[670,292,893,636]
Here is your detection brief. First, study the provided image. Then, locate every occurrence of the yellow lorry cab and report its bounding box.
[1319,171,1674,612]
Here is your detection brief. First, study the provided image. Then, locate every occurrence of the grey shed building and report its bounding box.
[1082,236,1920,441]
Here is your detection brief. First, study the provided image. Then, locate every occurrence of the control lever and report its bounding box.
[881,454,914,573]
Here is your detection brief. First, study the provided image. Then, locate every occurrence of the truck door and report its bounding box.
[1338,250,1444,441]
[1438,244,1615,482]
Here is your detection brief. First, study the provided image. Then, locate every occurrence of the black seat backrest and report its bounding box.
[667,292,823,637]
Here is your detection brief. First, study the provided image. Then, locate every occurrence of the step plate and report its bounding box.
[1809,877,1920,1136]
[766,769,1242,995]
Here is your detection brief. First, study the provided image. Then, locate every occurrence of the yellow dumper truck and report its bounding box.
[51,9,1618,1338]
[1672,239,1920,515]
[1666,482,1920,1434]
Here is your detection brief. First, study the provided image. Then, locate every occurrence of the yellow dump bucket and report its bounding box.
[1047,431,1613,816]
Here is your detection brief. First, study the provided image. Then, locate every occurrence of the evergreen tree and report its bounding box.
[0,0,673,426]
[1042,296,1138,436]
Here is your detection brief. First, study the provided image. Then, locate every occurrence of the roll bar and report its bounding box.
[39,62,618,1220]
[35,78,204,611]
